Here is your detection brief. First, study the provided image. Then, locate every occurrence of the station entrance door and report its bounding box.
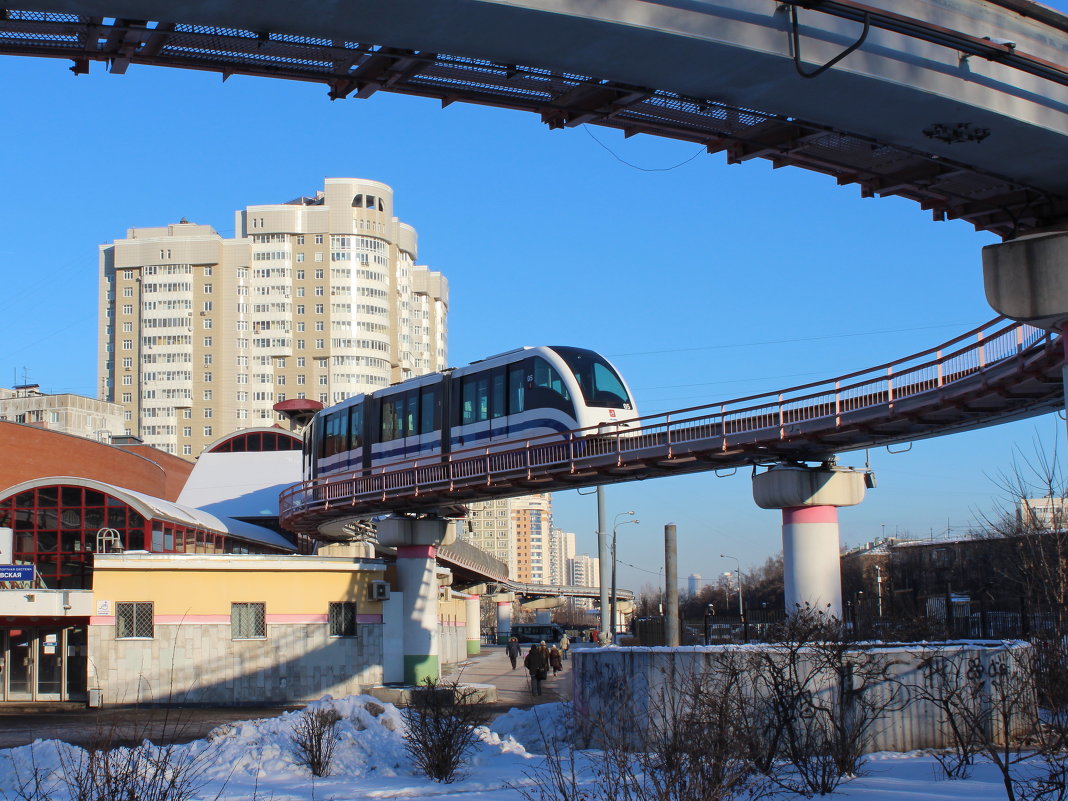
[0,627,87,702]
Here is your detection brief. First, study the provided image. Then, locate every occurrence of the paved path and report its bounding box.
[0,646,569,748]
[442,644,572,715]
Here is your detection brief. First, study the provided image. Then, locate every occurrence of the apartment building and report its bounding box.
[98,178,448,457]
[464,493,553,582]
[0,385,125,442]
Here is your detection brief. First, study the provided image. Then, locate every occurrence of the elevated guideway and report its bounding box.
[281,318,1063,536]
[4,0,1068,237]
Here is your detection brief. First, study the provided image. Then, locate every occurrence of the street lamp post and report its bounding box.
[610,512,639,639]
[720,553,746,642]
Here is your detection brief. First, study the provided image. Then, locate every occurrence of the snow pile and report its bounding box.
[0,696,1055,801]
[0,695,540,801]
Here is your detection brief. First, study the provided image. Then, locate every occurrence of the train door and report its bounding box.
[456,373,492,449]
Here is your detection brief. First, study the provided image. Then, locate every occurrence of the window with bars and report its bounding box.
[231,602,266,639]
[329,602,357,637]
[116,601,154,639]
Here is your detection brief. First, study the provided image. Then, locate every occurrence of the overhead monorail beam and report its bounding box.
[779,0,1068,87]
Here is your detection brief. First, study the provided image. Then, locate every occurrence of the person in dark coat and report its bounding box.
[548,645,563,676]
[505,637,521,669]
[524,641,551,696]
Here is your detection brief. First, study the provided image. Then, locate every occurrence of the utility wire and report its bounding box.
[610,321,971,358]
[584,125,705,172]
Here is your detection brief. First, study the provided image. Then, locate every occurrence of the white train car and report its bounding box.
[305,345,638,481]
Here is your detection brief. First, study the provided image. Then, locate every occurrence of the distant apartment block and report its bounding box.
[547,527,576,586]
[0,385,125,442]
[464,493,553,582]
[98,178,449,458]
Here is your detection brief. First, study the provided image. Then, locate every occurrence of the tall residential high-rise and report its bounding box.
[463,493,553,581]
[98,178,448,457]
[547,527,576,586]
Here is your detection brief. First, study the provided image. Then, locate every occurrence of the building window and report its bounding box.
[116,601,154,639]
[203,425,213,437]
[123,270,134,280]
[296,253,305,263]
[329,602,357,637]
[315,269,324,279]
[122,304,133,315]
[122,340,133,351]
[183,444,192,455]
[203,284,213,294]
[232,602,266,639]
[123,287,133,297]
[315,304,324,314]
[314,234,323,244]
[296,235,305,245]
[203,337,212,347]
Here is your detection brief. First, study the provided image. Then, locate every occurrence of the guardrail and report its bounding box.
[280,318,1055,522]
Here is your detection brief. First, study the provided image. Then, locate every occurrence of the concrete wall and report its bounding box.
[88,553,388,704]
[571,643,1032,753]
[88,621,384,705]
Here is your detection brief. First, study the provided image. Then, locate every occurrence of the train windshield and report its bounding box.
[549,346,632,409]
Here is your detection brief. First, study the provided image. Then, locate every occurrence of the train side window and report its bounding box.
[529,357,573,413]
[476,375,490,422]
[420,386,439,434]
[350,403,363,449]
[322,411,344,457]
[490,368,506,419]
[405,390,419,438]
[462,378,478,425]
[381,395,404,442]
[508,365,525,414]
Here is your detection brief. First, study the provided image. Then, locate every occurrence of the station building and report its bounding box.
[0,421,478,705]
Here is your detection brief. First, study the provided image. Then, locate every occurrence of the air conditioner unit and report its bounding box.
[369,580,390,601]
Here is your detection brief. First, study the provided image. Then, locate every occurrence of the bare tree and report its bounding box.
[402,677,491,783]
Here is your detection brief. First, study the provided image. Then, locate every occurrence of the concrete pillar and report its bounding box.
[375,516,455,686]
[494,593,514,644]
[664,523,679,647]
[983,230,1068,440]
[464,595,481,656]
[753,464,867,618]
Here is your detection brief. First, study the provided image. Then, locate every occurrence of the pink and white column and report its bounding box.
[753,464,868,618]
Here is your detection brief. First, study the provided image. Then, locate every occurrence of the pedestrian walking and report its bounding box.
[505,636,521,669]
[559,632,570,661]
[549,644,562,676]
[523,641,550,696]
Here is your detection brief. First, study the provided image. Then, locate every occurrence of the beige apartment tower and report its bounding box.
[98,178,448,458]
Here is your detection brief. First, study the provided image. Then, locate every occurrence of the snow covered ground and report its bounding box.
[0,694,1038,800]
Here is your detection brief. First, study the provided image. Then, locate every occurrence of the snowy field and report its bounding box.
[0,695,1040,800]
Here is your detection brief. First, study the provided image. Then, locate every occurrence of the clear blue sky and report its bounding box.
[1,17,1066,595]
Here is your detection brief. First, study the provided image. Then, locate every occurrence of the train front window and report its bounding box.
[549,346,631,409]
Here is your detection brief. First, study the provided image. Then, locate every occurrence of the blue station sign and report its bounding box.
[0,565,34,582]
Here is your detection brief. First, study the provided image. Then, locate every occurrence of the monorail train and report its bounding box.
[304,346,639,481]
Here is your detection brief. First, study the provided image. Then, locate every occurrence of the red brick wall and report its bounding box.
[0,422,187,500]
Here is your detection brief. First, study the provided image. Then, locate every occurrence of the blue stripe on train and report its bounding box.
[363,418,575,463]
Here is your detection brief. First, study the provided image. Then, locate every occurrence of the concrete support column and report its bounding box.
[782,506,844,614]
[753,464,867,619]
[495,594,514,644]
[984,230,1068,441]
[464,595,481,656]
[376,516,454,686]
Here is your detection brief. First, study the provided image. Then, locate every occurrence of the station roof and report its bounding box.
[0,476,294,551]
